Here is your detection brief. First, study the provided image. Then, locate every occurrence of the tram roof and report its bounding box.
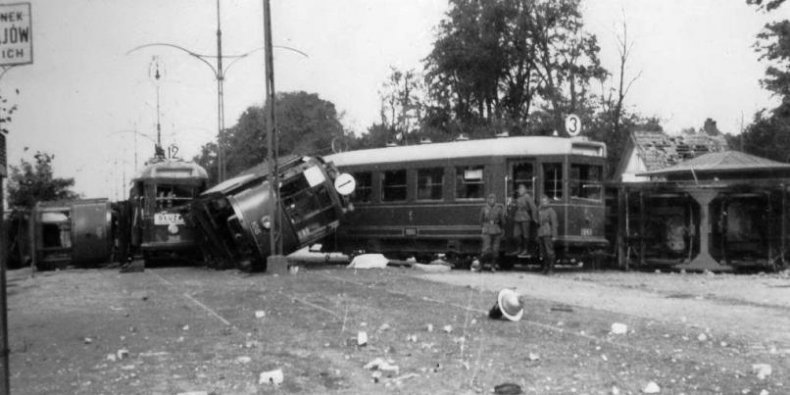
[132,159,208,181]
[325,136,606,167]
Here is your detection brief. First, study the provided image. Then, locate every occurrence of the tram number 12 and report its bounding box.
[580,228,592,237]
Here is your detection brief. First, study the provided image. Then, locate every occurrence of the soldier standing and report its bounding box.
[510,184,537,256]
[480,193,506,271]
[537,194,558,274]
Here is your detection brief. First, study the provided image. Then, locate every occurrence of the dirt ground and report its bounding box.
[5,264,789,394]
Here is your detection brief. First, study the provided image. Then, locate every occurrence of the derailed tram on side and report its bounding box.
[324,135,608,268]
[187,156,353,271]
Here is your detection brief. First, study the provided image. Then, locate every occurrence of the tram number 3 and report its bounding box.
[565,114,582,136]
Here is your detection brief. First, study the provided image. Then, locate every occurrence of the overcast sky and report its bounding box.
[3,0,780,199]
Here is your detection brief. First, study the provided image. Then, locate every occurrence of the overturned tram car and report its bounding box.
[324,136,608,267]
[129,158,209,263]
[187,156,352,271]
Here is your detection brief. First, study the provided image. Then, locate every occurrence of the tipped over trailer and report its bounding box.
[186,156,354,271]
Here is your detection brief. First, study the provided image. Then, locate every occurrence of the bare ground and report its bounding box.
[6,265,789,394]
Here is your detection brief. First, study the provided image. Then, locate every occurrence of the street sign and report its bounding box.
[565,114,582,137]
[0,3,32,66]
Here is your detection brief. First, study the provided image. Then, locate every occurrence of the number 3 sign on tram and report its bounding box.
[565,114,582,137]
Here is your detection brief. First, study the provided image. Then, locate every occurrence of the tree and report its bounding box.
[379,67,424,145]
[195,91,347,182]
[740,0,790,160]
[424,0,606,135]
[7,151,80,208]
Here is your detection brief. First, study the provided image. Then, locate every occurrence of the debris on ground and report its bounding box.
[254,310,266,319]
[550,306,574,312]
[357,331,368,347]
[528,352,540,361]
[116,349,130,360]
[442,325,452,333]
[610,323,628,335]
[236,356,251,364]
[364,357,399,376]
[697,333,708,342]
[752,363,772,380]
[258,368,284,386]
[182,325,189,331]
[177,391,208,395]
[412,263,451,272]
[347,254,388,269]
[83,337,93,344]
[494,382,524,395]
[426,324,434,332]
[406,334,417,342]
[611,385,621,395]
[106,353,117,362]
[378,323,391,332]
[642,381,660,393]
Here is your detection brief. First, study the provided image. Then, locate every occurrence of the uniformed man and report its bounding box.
[537,194,558,274]
[509,184,537,256]
[480,193,506,271]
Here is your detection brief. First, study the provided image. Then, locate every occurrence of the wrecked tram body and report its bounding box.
[187,156,352,271]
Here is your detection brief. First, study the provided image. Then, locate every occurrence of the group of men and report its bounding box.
[479,184,558,274]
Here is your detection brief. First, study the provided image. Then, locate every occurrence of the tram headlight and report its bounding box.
[261,216,271,230]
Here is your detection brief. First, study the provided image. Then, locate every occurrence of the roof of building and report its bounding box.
[325,136,606,168]
[630,130,729,172]
[638,150,790,176]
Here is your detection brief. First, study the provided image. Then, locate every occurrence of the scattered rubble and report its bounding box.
[254,310,266,319]
[83,337,93,344]
[378,323,391,332]
[752,363,772,380]
[642,381,660,393]
[528,352,540,361]
[610,323,628,335]
[426,324,434,332]
[357,331,368,347]
[236,356,251,364]
[364,357,399,376]
[442,325,452,333]
[697,333,708,342]
[258,368,284,386]
[116,349,130,360]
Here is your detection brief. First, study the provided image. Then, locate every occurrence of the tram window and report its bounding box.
[155,185,196,209]
[510,162,534,198]
[456,166,485,200]
[570,164,603,200]
[417,168,444,201]
[543,163,563,200]
[382,170,407,202]
[351,172,372,203]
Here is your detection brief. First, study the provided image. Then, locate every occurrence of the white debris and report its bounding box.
[347,254,388,269]
[643,381,660,393]
[357,331,368,347]
[255,310,266,319]
[236,356,252,364]
[406,334,418,342]
[106,353,117,362]
[611,386,620,395]
[601,354,608,362]
[528,352,540,361]
[116,349,130,360]
[610,323,628,335]
[364,358,399,376]
[378,323,391,332]
[426,324,434,332]
[177,392,208,395]
[182,325,189,331]
[698,333,708,342]
[84,337,93,344]
[258,368,284,386]
[442,325,453,333]
[412,263,451,272]
[759,390,769,395]
[752,363,772,380]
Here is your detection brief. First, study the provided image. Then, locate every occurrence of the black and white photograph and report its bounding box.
[0,0,788,393]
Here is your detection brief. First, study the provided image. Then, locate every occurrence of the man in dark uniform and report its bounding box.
[480,193,506,271]
[509,184,537,256]
[537,194,558,274]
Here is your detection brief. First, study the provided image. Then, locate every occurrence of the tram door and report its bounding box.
[505,161,536,252]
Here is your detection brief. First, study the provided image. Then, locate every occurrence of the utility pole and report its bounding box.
[215,0,225,181]
[263,0,284,263]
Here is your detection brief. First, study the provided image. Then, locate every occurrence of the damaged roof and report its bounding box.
[639,150,790,176]
[631,130,729,171]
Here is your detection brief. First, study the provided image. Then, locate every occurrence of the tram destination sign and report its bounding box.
[0,2,32,66]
